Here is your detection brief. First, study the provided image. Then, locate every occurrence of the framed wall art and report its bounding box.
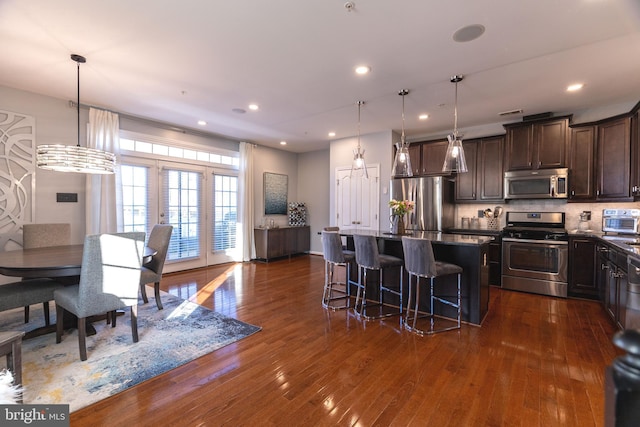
[264,172,287,215]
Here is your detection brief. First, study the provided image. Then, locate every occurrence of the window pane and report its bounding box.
[213,174,238,251]
[120,165,149,235]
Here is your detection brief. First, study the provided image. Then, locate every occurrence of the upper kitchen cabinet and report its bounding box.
[569,125,596,200]
[407,139,449,176]
[569,116,633,202]
[597,116,632,201]
[455,135,504,202]
[504,116,570,171]
[407,143,422,176]
[421,140,449,175]
[631,108,640,198]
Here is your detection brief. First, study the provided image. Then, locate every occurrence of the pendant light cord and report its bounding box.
[453,79,458,137]
[76,60,81,148]
[401,91,406,143]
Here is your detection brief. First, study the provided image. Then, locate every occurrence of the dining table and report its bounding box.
[0,244,157,339]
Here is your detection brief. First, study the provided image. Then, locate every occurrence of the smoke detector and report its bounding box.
[344,1,355,12]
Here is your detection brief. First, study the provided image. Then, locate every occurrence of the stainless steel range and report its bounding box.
[501,211,568,298]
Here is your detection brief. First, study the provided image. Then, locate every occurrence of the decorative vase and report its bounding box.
[390,215,405,235]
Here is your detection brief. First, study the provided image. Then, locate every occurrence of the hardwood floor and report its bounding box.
[71,255,619,426]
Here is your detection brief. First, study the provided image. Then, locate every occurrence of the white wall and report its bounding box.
[252,145,299,228]
[1,85,87,244]
[298,149,330,254]
[329,130,395,231]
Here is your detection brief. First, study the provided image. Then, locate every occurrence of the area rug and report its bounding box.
[0,289,261,412]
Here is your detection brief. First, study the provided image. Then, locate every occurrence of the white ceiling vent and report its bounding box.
[498,109,524,117]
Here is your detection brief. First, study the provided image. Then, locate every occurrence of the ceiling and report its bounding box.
[1,0,640,153]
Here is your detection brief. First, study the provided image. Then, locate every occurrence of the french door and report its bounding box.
[121,156,239,273]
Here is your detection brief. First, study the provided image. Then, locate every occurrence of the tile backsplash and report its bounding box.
[455,200,639,231]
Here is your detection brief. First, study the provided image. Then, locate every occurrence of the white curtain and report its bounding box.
[85,108,122,234]
[238,142,255,261]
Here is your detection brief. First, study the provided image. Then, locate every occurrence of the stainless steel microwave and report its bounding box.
[504,168,568,200]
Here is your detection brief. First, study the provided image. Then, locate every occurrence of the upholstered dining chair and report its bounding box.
[139,224,173,310]
[21,223,71,325]
[54,232,145,361]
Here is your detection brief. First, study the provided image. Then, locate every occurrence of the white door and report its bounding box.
[335,165,379,231]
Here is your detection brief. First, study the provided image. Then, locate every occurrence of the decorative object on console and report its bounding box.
[389,199,414,235]
[36,54,116,174]
[442,75,468,173]
[391,89,413,178]
[350,101,368,178]
[288,202,306,226]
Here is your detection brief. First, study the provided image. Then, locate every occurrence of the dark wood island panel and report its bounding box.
[341,230,491,325]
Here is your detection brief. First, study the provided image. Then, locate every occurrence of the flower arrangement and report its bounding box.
[389,199,414,216]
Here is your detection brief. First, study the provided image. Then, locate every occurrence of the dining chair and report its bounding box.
[139,224,173,310]
[54,232,145,361]
[21,223,71,325]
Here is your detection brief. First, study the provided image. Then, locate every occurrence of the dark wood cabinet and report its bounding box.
[407,143,421,176]
[420,140,448,175]
[569,125,596,200]
[455,136,504,202]
[454,140,477,201]
[597,116,631,200]
[597,242,629,329]
[568,237,598,299]
[504,116,569,171]
[254,226,310,261]
[631,110,640,198]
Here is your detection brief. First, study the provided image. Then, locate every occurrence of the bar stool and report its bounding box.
[401,236,462,335]
[352,234,403,320]
[321,231,357,310]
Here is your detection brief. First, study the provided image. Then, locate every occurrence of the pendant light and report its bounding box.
[350,100,368,178]
[36,54,116,174]
[391,89,413,178]
[442,75,468,174]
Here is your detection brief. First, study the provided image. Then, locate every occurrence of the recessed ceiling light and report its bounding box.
[328,132,336,137]
[567,83,584,92]
[355,65,371,75]
[280,141,287,145]
[418,114,429,120]
[453,24,485,42]
[232,108,246,114]
[197,120,207,126]
[249,104,259,111]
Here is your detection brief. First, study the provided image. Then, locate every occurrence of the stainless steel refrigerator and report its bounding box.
[389,176,455,231]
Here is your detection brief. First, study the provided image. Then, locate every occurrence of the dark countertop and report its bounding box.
[339,229,494,246]
[447,228,502,237]
[568,230,640,262]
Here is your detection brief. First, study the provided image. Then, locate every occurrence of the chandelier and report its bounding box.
[36,54,116,174]
[350,101,368,178]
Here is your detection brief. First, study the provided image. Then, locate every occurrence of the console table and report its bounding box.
[254,226,310,261]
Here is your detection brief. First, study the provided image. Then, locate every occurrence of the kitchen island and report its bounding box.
[340,229,492,325]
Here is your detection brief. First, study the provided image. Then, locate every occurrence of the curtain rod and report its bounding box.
[69,100,245,143]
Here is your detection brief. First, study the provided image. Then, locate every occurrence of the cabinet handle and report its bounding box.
[571,190,575,196]
[597,189,600,196]
[601,263,609,270]
[538,161,541,167]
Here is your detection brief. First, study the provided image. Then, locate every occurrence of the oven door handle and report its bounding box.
[502,237,568,245]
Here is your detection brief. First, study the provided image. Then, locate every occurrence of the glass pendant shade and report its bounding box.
[391,141,413,177]
[350,101,368,178]
[442,75,468,174]
[391,89,413,177]
[442,133,468,173]
[36,54,116,174]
